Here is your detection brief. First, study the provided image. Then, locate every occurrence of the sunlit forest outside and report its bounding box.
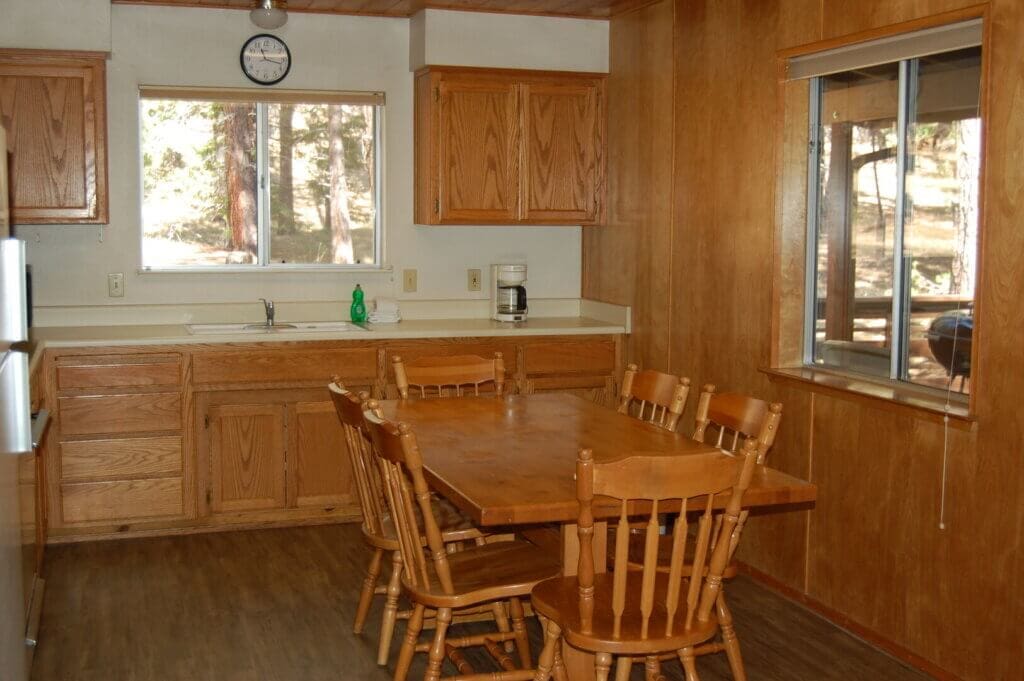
[141,98,377,267]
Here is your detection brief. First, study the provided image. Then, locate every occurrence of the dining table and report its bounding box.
[378,392,817,680]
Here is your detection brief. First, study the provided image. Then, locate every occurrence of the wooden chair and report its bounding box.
[617,384,783,680]
[328,381,485,667]
[393,353,506,399]
[616,364,691,432]
[362,400,562,681]
[531,440,760,681]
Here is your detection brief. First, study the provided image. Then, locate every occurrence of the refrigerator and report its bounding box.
[1,127,33,681]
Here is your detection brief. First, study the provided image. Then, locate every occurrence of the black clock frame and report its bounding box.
[240,33,292,86]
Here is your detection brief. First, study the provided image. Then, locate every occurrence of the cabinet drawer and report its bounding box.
[524,339,616,375]
[193,348,378,385]
[61,436,182,482]
[61,478,183,523]
[58,355,181,390]
[59,393,182,436]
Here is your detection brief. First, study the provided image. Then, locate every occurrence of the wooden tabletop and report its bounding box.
[378,394,816,526]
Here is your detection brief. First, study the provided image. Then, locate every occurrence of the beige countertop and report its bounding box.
[29,316,627,350]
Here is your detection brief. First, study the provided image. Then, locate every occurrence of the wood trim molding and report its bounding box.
[738,562,965,681]
[777,4,988,59]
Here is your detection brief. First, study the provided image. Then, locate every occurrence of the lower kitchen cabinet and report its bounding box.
[197,388,358,521]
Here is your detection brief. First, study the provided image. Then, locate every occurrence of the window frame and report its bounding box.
[802,52,979,396]
[136,87,386,273]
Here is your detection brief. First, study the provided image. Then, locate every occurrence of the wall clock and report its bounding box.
[240,34,291,86]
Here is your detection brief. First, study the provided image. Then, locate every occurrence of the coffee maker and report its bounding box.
[491,264,528,322]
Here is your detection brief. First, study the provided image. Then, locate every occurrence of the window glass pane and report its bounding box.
[141,99,258,266]
[904,47,981,393]
[267,103,377,265]
[813,63,900,378]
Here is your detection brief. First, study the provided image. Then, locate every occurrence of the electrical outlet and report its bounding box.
[467,269,481,292]
[107,272,125,298]
[403,269,418,293]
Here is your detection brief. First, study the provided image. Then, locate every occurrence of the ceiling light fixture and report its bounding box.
[250,0,288,30]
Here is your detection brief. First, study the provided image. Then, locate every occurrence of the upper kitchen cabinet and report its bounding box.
[0,49,109,224]
[414,66,606,226]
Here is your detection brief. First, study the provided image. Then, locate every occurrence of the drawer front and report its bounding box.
[58,356,181,390]
[59,393,182,436]
[61,436,182,482]
[61,478,183,523]
[193,348,378,385]
[524,339,616,375]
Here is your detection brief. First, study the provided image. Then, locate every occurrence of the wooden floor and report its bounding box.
[31,524,934,681]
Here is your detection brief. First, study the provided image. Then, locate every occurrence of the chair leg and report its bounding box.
[716,593,746,681]
[393,604,424,681]
[595,652,613,681]
[491,600,515,653]
[533,616,562,681]
[378,550,404,666]
[509,597,532,669]
[425,608,452,681]
[614,656,633,681]
[678,647,700,681]
[644,656,662,681]
[354,547,384,634]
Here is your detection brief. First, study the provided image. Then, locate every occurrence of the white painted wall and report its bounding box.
[8,5,608,315]
[0,0,111,52]
[408,9,609,72]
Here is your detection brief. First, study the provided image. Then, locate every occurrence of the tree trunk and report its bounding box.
[328,104,354,264]
[277,104,295,230]
[225,103,257,259]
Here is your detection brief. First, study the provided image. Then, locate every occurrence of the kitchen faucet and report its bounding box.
[259,298,275,327]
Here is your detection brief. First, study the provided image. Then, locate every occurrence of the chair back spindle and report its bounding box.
[617,364,691,432]
[362,400,454,595]
[393,353,506,399]
[575,440,759,642]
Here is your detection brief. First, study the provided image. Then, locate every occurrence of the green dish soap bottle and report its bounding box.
[350,284,367,323]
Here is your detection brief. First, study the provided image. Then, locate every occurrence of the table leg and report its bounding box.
[559,521,606,680]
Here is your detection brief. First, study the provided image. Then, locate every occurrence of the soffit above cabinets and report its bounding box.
[110,0,651,20]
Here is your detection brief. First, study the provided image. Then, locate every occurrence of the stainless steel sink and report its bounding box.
[185,321,368,335]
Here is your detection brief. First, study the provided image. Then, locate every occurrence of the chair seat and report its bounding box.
[531,572,718,655]
[363,495,484,550]
[404,540,561,609]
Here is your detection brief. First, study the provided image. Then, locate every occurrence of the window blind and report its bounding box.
[787,18,982,80]
[139,86,385,106]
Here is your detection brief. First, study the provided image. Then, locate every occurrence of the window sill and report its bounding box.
[760,366,975,431]
[138,264,393,275]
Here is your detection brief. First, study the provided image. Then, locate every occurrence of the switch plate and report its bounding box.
[402,269,418,293]
[107,272,125,298]
[467,269,481,292]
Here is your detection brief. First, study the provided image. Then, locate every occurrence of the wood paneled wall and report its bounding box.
[584,1,1023,679]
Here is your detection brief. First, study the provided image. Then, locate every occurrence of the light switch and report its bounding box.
[108,272,125,298]
[403,269,418,293]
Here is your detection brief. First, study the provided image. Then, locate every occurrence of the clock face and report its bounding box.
[240,34,291,86]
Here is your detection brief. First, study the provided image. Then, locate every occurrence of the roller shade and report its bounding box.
[139,85,385,106]
[787,18,982,80]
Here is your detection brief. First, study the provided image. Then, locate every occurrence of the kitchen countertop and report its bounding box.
[29,316,627,350]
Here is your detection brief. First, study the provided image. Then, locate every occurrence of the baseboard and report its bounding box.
[737,562,962,681]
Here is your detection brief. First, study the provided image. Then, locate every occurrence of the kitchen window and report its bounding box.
[799,23,982,395]
[139,88,383,269]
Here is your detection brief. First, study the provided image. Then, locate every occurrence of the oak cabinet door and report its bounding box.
[286,400,355,509]
[437,77,521,223]
[208,403,287,513]
[0,50,108,224]
[521,80,604,224]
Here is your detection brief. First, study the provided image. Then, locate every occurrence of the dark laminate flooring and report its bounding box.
[31,524,934,681]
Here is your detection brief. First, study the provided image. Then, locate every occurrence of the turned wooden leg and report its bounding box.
[509,597,532,669]
[425,608,452,681]
[644,656,662,681]
[613,655,633,681]
[491,600,515,653]
[378,551,404,666]
[534,616,562,681]
[717,594,746,681]
[551,633,568,681]
[595,652,613,681]
[678,647,700,681]
[393,604,424,681]
[354,547,384,634]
